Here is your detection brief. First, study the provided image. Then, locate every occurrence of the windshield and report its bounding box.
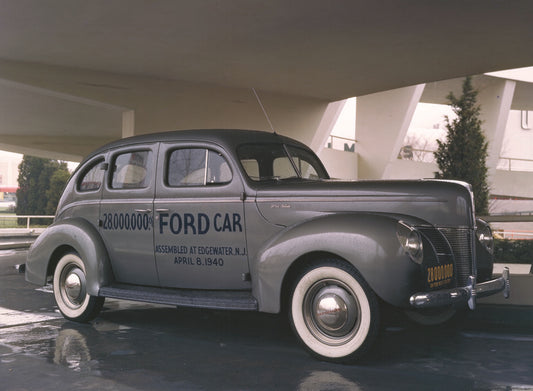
[237,143,329,182]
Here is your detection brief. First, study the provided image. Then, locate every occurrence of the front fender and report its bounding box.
[26,218,113,296]
[251,213,422,313]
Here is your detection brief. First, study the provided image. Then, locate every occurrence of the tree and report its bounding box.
[45,168,71,214]
[16,156,70,217]
[434,76,490,215]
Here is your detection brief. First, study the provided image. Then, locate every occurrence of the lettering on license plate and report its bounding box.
[427,264,453,289]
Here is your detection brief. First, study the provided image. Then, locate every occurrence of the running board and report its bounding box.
[99,284,258,311]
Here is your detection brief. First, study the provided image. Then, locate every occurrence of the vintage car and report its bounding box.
[26,129,510,362]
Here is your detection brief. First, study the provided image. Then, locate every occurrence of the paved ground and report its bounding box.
[1,250,532,391]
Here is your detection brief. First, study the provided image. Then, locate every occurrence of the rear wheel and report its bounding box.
[289,260,379,362]
[53,253,104,322]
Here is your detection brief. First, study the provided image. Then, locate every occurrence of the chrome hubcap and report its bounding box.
[61,266,86,306]
[304,279,361,345]
[313,286,357,337]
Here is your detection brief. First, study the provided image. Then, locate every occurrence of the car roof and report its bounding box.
[83,129,308,162]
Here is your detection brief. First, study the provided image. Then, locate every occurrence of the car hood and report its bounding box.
[253,179,475,228]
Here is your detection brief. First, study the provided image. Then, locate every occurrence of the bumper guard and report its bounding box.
[409,267,510,310]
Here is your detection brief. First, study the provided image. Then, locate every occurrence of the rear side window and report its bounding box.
[167,148,232,187]
[237,143,328,182]
[111,150,152,189]
[78,160,104,192]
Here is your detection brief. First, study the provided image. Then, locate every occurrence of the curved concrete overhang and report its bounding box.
[421,73,533,111]
[0,1,532,160]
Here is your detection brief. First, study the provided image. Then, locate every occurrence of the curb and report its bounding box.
[478,273,533,306]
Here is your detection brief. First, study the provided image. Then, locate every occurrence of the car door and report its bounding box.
[154,142,249,289]
[99,144,159,286]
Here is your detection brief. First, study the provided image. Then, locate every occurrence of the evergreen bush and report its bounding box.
[434,76,490,215]
[494,238,533,265]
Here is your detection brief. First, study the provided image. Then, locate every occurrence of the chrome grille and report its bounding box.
[439,227,473,286]
[418,228,451,255]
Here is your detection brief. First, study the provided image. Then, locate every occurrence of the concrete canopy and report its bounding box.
[421,73,533,111]
[1,1,533,160]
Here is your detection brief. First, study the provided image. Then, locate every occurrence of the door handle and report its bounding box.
[155,208,169,213]
[134,209,152,214]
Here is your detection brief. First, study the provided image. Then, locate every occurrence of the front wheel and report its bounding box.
[289,260,380,362]
[53,253,104,322]
[404,307,467,328]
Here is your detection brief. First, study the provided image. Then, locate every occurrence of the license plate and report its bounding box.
[427,263,454,289]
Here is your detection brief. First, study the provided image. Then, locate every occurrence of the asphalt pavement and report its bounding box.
[1,250,532,391]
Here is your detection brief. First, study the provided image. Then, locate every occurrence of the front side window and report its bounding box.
[237,143,328,182]
[111,150,152,189]
[78,159,104,192]
[167,148,232,187]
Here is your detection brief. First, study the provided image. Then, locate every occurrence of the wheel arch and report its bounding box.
[251,213,421,313]
[280,251,351,313]
[26,218,113,296]
[46,244,78,279]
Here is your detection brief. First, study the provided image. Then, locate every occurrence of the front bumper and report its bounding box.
[409,267,510,310]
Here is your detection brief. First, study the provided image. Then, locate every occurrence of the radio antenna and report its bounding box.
[252,88,276,133]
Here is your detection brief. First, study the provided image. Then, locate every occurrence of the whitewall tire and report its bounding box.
[53,253,104,322]
[289,260,379,362]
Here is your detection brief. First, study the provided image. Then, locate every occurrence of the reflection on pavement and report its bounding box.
[54,327,94,372]
[54,320,132,373]
[298,371,362,391]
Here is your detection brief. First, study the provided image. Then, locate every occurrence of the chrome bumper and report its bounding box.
[409,267,510,310]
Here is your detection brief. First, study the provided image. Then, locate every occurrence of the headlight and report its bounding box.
[397,221,424,264]
[476,219,494,254]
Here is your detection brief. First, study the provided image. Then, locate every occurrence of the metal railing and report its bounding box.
[493,230,533,240]
[397,147,533,172]
[326,135,356,153]
[0,215,55,229]
[497,157,533,172]
[397,147,436,163]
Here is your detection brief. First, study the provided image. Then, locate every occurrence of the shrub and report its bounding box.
[494,238,533,265]
[434,76,489,215]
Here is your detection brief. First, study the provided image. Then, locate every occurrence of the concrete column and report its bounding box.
[122,110,135,138]
[476,79,516,180]
[356,84,425,179]
[312,99,359,180]
[309,99,347,154]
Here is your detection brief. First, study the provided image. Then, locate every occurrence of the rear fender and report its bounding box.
[26,218,113,296]
[251,213,422,313]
